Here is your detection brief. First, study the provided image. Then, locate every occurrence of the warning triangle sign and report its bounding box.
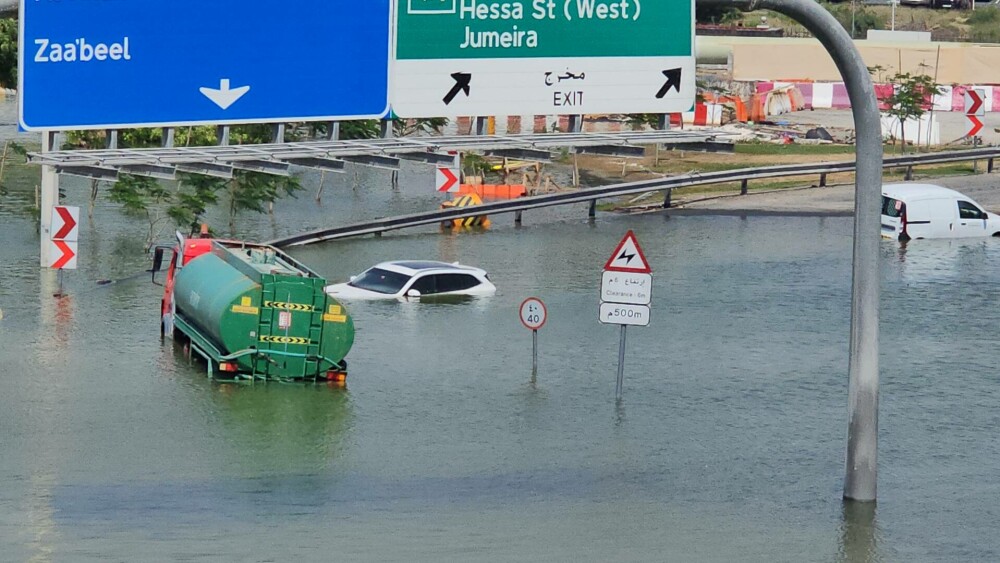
[604,230,651,273]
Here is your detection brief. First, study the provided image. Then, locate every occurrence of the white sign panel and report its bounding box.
[604,230,651,273]
[599,303,649,326]
[48,239,78,270]
[519,297,547,330]
[601,271,651,305]
[436,166,460,192]
[393,57,695,118]
[50,205,80,242]
[965,88,986,117]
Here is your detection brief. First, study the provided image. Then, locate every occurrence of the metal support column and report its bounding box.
[217,126,230,146]
[702,0,883,503]
[105,130,118,150]
[272,123,286,143]
[161,128,175,148]
[662,188,672,209]
[989,158,995,174]
[327,121,340,141]
[39,131,59,267]
[740,178,749,195]
[820,173,827,187]
[588,199,597,218]
[475,116,489,136]
[568,114,583,133]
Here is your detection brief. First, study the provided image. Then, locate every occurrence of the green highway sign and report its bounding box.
[392,0,695,117]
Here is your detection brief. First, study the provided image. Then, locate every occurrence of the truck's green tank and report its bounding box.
[173,244,354,379]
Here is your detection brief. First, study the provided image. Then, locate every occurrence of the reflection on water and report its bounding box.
[208,383,354,475]
[840,501,881,563]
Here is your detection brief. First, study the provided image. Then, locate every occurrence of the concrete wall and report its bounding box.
[700,36,1000,84]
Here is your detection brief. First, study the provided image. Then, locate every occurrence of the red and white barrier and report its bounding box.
[757,81,1000,113]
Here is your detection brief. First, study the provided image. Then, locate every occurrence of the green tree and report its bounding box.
[106,174,175,249]
[393,117,448,137]
[869,66,942,152]
[0,18,16,88]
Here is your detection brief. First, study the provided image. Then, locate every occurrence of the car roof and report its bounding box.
[371,260,485,275]
[882,183,968,201]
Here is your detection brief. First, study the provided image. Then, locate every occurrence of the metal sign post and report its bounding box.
[519,297,547,377]
[703,0,883,503]
[600,230,652,400]
[616,325,627,400]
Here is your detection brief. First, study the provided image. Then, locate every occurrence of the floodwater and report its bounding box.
[2,101,1000,561]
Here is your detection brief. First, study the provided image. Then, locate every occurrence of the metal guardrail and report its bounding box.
[269,146,1000,247]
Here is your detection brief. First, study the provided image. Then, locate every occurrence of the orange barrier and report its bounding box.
[702,93,749,123]
[457,184,527,199]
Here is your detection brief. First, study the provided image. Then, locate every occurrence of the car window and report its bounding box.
[957,201,985,220]
[881,196,904,218]
[409,274,439,295]
[436,274,481,293]
[348,268,411,294]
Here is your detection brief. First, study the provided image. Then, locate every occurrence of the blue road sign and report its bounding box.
[19,0,391,130]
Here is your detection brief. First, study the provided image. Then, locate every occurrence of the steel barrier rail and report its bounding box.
[269,147,1000,247]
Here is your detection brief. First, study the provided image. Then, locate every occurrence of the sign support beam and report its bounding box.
[703,0,882,503]
[615,325,627,400]
[39,131,58,267]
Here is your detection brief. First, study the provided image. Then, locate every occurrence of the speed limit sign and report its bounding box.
[519,297,547,330]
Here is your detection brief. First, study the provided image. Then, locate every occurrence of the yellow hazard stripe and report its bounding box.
[258,335,312,345]
[263,301,315,312]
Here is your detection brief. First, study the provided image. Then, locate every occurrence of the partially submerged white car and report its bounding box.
[881,183,1000,240]
[324,260,497,300]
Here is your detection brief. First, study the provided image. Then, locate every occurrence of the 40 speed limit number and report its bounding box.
[519,297,547,330]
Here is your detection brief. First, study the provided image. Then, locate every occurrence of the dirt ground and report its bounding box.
[565,137,1000,215]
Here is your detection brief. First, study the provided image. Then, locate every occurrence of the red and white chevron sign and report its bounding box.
[436,167,459,193]
[967,115,984,138]
[49,205,79,270]
[50,205,79,242]
[48,239,77,270]
[965,89,985,117]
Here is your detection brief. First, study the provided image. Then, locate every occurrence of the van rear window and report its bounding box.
[881,196,904,218]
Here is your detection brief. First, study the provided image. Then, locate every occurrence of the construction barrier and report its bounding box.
[757,81,1000,113]
[669,103,725,127]
[457,184,527,199]
[440,193,491,229]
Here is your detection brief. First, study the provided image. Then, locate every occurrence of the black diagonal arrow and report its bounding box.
[443,72,472,105]
[655,68,682,99]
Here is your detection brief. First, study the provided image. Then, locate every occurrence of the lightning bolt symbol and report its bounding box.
[617,250,636,264]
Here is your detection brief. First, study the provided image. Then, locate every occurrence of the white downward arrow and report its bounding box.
[199,79,250,110]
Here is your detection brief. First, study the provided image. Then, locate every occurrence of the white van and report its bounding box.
[880,183,1000,240]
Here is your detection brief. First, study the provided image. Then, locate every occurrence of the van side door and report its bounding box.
[955,200,989,237]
